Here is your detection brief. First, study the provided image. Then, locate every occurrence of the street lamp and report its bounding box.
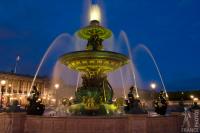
[194,98,199,101]
[8,84,12,93]
[181,92,184,101]
[190,95,195,105]
[150,83,157,90]
[54,83,60,106]
[0,80,6,109]
[150,82,157,99]
[54,83,60,90]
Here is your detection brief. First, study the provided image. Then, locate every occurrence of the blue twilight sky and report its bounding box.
[0,0,200,91]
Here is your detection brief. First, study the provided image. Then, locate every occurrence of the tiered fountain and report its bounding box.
[0,4,182,133]
[59,9,129,115]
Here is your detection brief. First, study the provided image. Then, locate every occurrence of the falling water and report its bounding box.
[74,34,87,51]
[104,35,115,51]
[136,44,168,97]
[30,33,73,93]
[119,31,139,97]
[120,69,126,98]
[51,61,78,99]
[75,73,80,92]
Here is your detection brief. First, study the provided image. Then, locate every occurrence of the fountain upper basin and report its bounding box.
[59,51,129,75]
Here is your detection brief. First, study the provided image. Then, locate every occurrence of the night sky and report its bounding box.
[0,0,200,91]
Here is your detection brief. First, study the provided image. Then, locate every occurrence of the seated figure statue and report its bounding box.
[153,91,168,115]
[26,86,45,115]
[190,102,200,111]
[124,86,146,114]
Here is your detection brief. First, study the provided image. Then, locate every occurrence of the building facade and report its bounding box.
[0,72,49,106]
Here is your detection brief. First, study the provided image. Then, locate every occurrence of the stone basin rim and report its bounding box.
[59,50,130,73]
[59,50,129,59]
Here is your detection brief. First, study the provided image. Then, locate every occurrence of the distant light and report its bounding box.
[54,83,60,89]
[8,84,12,87]
[89,4,101,22]
[4,93,9,96]
[124,95,127,99]
[150,83,157,90]
[190,95,194,99]
[106,110,110,114]
[69,96,73,100]
[194,98,198,101]
[1,80,6,86]
[51,98,56,102]
[136,94,139,98]
[112,98,117,102]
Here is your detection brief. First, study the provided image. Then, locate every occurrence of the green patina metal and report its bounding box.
[77,20,112,41]
[59,20,129,115]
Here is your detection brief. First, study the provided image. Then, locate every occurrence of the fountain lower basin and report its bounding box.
[0,113,183,133]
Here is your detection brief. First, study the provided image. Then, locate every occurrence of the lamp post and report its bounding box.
[7,84,12,106]
[194,98,199,102]
[54,84,60,90]
[181,91,184,102]
[0,80,6,109]
[54,83,59,106]
[190,95,194,104]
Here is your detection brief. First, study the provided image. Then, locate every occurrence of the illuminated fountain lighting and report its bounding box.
[30,4,101,98]
[59,4,129,115]
[28,3,153,116]
[69,96,73,101]
[89,4,101,22]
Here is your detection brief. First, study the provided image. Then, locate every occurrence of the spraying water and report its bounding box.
[119,31,139,98]
[30,33,72,93]
[136,44,168,98]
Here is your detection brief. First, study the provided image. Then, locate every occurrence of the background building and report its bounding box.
[0,71,49,106]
